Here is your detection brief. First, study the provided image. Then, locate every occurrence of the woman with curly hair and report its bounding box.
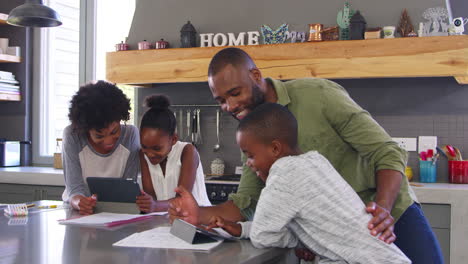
[62,81,140,215]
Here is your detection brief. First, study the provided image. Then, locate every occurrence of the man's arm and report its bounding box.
[227,152,265,220]
[365,169,402,243]
[321,80,407,241]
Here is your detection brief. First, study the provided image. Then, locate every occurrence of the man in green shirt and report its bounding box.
[169,47,443,263]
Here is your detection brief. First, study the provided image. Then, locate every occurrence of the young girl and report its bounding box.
[62,81,140,215]
[136,95,211,212]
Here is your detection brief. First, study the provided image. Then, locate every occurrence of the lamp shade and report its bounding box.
[7,0,62,27]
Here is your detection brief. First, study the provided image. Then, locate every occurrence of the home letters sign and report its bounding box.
[200,31,260,47]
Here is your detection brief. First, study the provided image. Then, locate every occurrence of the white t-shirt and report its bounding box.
[143,141,211,206]
[61,125,140,201]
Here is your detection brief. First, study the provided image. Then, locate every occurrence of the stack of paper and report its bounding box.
[0,71,20,100]
[113,226,223,251]
[58,212,167,228]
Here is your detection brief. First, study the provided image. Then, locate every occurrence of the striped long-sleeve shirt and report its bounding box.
[245,151,411,264]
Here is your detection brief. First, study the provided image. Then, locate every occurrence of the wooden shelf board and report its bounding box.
[106,35,468,85]
[0,93,21,101]
[0,54,21,63]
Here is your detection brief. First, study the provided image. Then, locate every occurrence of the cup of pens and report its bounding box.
[419,149,438,183]
[444,144,468,183]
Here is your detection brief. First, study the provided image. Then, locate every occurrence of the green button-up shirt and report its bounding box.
[229,78,417,221]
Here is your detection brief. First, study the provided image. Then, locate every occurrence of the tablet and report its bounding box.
[86,177,140,203]
[170,218,236,244]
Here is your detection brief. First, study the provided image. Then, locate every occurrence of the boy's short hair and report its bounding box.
[237,103,298,148]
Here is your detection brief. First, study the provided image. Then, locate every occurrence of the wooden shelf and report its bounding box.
[106,35,468,85]
[0,92,20,101]
[0,54,20,63]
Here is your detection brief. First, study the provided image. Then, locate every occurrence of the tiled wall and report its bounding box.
[138,77,468,182]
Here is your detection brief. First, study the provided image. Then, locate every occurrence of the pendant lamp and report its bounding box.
[7,0,62,27]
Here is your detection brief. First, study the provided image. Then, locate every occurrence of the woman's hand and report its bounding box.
[206,216,242,237]
[72,194,97,215]
[136,190,158,213]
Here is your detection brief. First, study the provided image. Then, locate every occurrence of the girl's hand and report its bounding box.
[136,190,158,212]
[206,216,242,237]
[73,194,97,215]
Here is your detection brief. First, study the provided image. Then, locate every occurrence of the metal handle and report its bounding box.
[216,109,220,145]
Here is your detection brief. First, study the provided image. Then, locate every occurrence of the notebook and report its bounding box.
[58,212,167,228]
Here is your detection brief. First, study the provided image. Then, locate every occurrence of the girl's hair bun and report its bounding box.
[144,94,171,110]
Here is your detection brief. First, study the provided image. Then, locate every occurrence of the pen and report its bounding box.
[27,204,35,208]
[37,205,58,209]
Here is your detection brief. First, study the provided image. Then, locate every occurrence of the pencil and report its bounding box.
[37,205,58,209]
[27,204,35,208]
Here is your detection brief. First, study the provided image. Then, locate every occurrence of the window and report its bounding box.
[33,0,136,165]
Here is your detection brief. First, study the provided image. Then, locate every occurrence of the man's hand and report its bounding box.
[366,201,396,244]
[136,190,158,213]
[169,186,200,225]
[206,216,242,237]
[74,194,97,215]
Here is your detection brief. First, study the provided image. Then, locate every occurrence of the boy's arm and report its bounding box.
[250,183,299,248]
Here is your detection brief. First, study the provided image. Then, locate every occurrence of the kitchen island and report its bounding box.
[0,200,292,264]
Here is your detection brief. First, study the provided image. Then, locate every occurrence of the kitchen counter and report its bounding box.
[0,166,64,186]
[411,182,468,264]
[0,200,293,264]
[1,168,467,263]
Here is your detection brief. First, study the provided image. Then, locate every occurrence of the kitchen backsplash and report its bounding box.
[138,77,468,183]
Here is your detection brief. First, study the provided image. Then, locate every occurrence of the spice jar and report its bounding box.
[211,158,225,175]
[307,24,323,41]
[138,40,152,50]
[155,39,169,49]
[54,138,63,169]
[115,41,129,51]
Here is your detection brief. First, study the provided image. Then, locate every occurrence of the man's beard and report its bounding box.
[249,82,265,110]
[230,82,266,120]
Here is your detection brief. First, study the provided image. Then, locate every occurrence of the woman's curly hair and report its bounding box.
[68,80,131,133]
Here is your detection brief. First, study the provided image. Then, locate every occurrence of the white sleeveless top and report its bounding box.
[144,141,211,206]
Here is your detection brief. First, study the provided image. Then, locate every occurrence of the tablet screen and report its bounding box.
[86,177,140,203]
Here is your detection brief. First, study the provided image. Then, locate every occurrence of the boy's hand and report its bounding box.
[75,194,97,215]
[295,247,316,261]
[366,201,396,244]
[169,186,200,225]
[206,216,242,237]
[136,190,158,213]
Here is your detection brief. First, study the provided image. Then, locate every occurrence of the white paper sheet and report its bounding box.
[58,212,167,227]
[113,226,223,251]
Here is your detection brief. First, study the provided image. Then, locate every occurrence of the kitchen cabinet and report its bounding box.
[106,35,468,85]
[0,183,64,203]
[420,203,451,264]
[0,13,21,102]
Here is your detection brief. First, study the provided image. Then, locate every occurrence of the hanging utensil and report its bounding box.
[213,109,221,152]
[186,110,191,142]
[192,109,197,145]
[173,111,177,135]
[178,109,184,139]
[197,109,203,145]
